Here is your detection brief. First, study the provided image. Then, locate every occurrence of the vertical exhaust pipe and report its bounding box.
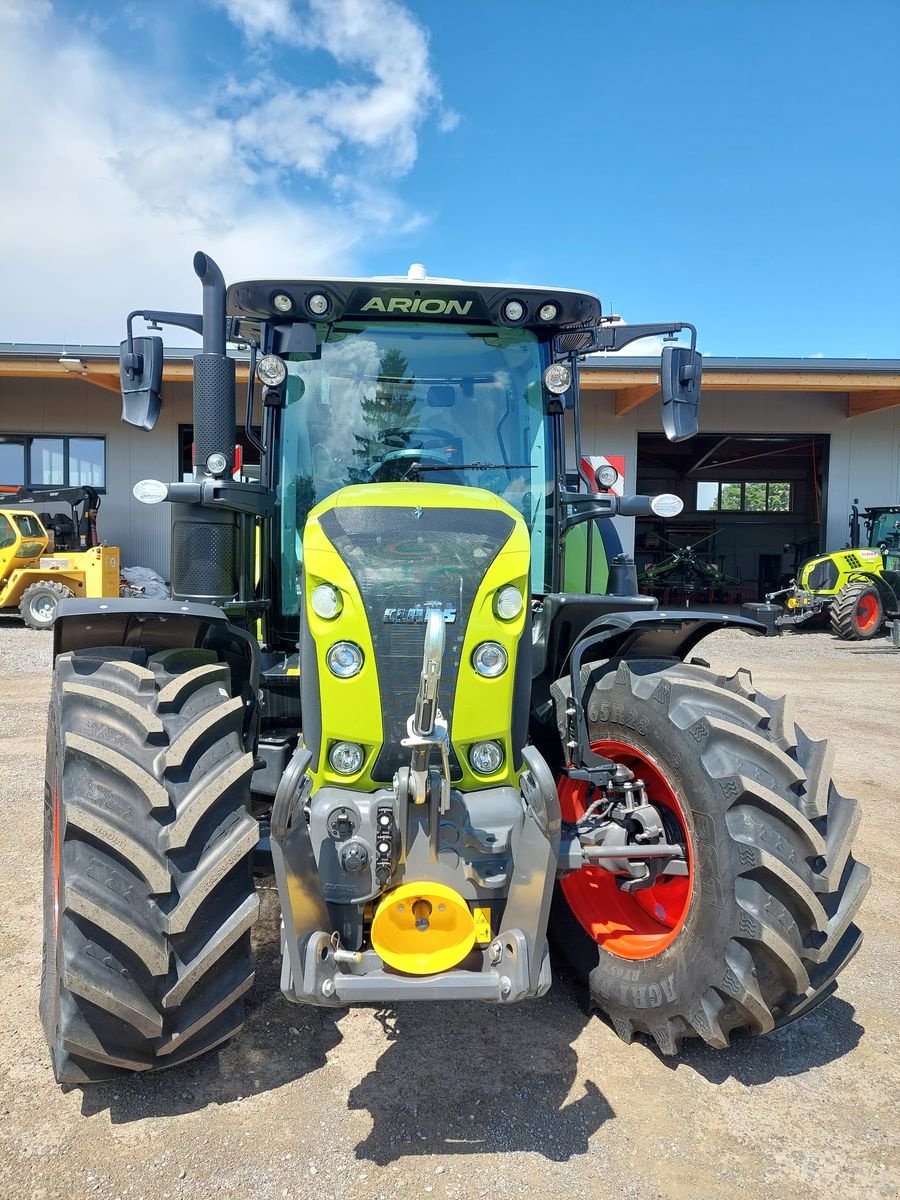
[170,252,240,603]
[191,251,235,479]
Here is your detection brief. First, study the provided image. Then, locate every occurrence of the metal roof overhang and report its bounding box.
[0,346,251,396]
[1,346,899,420]
[580,356,900,419]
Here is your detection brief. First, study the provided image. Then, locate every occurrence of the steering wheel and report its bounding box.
[379,425,460,452]
[368,447,456,482]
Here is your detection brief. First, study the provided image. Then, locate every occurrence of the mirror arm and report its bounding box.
[123,309,204,380]
[555,321,697,359]
[589,321,697,354]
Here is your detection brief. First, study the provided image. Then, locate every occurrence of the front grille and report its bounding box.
[319,504,515,781]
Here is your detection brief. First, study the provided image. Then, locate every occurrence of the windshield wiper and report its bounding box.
[409,461,531,474]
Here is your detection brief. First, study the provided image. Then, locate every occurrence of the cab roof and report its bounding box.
[226,264,602,332]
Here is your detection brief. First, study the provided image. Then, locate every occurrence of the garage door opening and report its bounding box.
[635,433,829,604]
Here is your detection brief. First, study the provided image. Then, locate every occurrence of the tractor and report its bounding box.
[0,486,119,629]
[40,254,869,1084]
[770,499,900,639]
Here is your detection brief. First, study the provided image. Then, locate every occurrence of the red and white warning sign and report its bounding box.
[580,454,626,496]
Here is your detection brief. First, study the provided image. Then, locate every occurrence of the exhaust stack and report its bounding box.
[191,251,235,480]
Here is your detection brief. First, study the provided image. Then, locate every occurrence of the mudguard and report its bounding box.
[558,608,768,776]
[52,597,261,742]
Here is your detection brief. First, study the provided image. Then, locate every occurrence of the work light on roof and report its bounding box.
[307,293,330,316]
[503,299,525,323]
[256,354,287,387]
[543,363,572,395]
[273,293,293,312]
[538,302,559,322]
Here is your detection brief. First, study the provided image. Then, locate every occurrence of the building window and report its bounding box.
[696,481,792,513]
[0,435,106,490]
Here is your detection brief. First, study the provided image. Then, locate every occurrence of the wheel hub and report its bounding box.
[558,740,693,960]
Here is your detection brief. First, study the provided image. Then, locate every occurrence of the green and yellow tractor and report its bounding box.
[770,500,900,639]
[40,254,868,1084]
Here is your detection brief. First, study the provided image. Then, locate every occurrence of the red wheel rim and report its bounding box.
[855,593,879,632]
[559,740,693,960]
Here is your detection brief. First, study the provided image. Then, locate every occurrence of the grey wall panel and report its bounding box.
[0,376,193,578]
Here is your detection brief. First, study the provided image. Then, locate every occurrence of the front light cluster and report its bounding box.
[469,741,504,775]
[311,582,342,619]
[494,585,523,620]
[329,741,364,775]
[472,641,507,677]
[327,641,364,678]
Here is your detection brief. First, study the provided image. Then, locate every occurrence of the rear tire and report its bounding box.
[40,646,258,1083]
[830,581,884,640]
[549,659,870,1054]
[20,580,74,629]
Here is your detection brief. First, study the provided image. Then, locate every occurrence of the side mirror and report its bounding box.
[119,335,163,430]
[660,346,702,442]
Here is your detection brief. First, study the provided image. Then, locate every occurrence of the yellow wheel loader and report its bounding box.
[0,487,120,629]
[39,253,868,1084]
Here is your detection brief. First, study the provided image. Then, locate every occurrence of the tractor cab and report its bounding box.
[866,506,900,565]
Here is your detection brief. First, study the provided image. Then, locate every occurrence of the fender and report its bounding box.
[53,597,261,745]
[846,570,900,614]
[554,608,768,779]
[568,608,768,670]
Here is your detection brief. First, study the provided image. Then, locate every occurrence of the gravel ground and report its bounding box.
[0,616,898,1200]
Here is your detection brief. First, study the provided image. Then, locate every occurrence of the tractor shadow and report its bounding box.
[76,881,343,1123]
[347,977,614,1165]
[654,994,864,1086]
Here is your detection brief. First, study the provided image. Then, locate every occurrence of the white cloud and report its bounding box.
[0,0,449,344]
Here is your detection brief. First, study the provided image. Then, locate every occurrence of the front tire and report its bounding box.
[40,646,258,1083]
[549,659,870,1054]
[830,581,884,640]
[21,580,74,629]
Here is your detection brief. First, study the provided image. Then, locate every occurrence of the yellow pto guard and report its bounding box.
[371,882,476,975]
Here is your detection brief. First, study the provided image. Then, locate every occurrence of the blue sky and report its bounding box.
[1,0,898,355]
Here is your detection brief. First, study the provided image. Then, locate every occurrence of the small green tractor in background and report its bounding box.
[770,500,900,640]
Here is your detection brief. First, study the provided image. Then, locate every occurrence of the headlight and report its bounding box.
[469,741,504,774]
[205,451,228,476]
[472,642,508,677]
[256,354,287,386]
[327,641,364,678]
[329,741,364,775]
[311,583,342,619]
[495,586,523,620]
[595,463,619,489]
[543,363,571,394]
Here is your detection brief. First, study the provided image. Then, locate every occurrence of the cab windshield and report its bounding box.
[869,510,900,550]
[278,321,551,615]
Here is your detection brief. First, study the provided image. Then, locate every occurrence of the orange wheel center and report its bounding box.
[559,740,693,960]
[855,594,879,631]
